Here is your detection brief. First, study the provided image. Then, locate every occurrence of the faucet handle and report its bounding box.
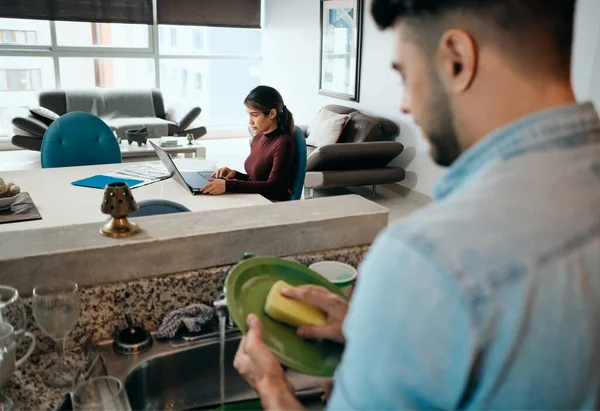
[213,294,237,329]
[214,293,227,310]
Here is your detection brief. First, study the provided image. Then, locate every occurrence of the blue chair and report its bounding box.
[130,199,190,217]
[41,112,122,168]
[290,126,307,200]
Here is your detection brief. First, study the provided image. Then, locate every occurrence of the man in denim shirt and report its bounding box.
[234,0,600,409]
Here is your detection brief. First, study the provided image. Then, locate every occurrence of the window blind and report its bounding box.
[157,0,261,28]
[0,0,153,25]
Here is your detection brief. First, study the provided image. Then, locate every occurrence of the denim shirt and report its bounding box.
[328,103,600,410]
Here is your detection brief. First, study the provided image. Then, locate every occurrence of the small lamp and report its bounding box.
[100,182,141,238]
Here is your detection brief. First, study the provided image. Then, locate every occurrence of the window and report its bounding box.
[0,69,43,91]
[2,31,15,43]
[194,73,203,90]
[0,56,55,136]
[15,31,25,43]
[160,58,260,124]
[170,28,177,47]
[26,31,37,43]
[160,26,261,55]
[0,18,50,45]
[181,69,188,87]
[31,70,41,89]
[6,70,19,90]
[193,29,204,51]
[0,13,262,140]
[0,29,38,44]
[159,27,167,48]
[59,58,155,89]
[55,22,149,48]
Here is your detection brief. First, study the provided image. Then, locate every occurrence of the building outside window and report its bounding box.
[195,73,203,90]
[0,69,42,91]
[0,29,37,44]
[170,27,177,47]
[193,29,204,51]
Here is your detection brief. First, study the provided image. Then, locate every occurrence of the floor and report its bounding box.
[312,184,431,222]
[0,137,432,223]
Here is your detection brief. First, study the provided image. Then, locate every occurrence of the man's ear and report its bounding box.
[436,28,478,93]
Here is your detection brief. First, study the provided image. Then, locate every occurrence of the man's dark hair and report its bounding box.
[371,0,576,73]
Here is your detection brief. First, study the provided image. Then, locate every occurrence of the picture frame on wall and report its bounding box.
[319,0,363,102]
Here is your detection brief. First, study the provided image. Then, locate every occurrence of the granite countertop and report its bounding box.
[6,246,371,410]
[6,350,86,411]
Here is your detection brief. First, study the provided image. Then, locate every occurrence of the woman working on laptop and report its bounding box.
[200,86,296,202]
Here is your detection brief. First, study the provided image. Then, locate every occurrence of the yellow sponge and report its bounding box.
[264,280,327,328]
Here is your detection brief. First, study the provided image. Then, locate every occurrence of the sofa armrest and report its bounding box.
[305,168,405,189]
[183,126,207,140]
[165,102,201,133]
[307,141,404,172]
[12,116,48,137]
[11,135,43,151]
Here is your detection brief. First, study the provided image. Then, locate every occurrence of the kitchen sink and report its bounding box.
[98,329,328,410]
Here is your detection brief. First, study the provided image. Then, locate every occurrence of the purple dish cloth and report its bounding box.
[156,303,214,339]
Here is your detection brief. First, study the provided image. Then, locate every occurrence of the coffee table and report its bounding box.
[120,137,206,162]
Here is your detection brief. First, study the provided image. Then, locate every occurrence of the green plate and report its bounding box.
[224,257,345,377]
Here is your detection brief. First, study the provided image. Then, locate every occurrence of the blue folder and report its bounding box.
[71,175,144,189]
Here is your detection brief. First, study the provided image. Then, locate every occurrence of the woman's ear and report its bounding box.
[269,108,277,120]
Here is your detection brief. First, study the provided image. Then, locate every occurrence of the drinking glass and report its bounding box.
[71,376,131,411]
[32,280,81,388]
[0,285,37,410]
[0,286,29,335]
[0,322,35,411]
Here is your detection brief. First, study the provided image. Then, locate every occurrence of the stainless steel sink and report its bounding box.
[98,329,328,410]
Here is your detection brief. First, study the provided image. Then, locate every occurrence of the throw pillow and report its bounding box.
[29,106,60,126]
[306,108,349,148]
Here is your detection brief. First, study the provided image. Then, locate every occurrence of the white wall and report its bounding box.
[262,0,441,196]
[572,0,600,109]
[262,0,600,196]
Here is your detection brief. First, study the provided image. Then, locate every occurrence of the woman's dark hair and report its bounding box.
[244,85,295,136]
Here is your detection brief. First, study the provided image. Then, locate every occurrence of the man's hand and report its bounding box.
[234,314,302,410]
[233,314,287,392]
[200,178,226,195]
[213,167,236,179]
[281,285,348,343]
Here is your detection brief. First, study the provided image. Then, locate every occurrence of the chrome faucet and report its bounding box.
[213,252,254,330]
[214,293,236,329]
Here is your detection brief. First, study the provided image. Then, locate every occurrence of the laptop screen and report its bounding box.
[149,141,193,192]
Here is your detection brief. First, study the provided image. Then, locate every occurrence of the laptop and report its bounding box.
[149,140,214,194]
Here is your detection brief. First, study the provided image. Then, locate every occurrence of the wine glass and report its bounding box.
[32,280,81,388]
[71,376,131,411]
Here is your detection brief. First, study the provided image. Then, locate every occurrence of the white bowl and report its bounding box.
[309,261,357,297]
[0,195,18,211]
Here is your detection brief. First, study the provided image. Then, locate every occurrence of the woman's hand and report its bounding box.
[200,178,226,195]
[281,285,348,343]
[213,167,236,179]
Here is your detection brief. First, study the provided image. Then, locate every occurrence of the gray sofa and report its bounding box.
[11,89,206,151]
[302,105,405,197]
